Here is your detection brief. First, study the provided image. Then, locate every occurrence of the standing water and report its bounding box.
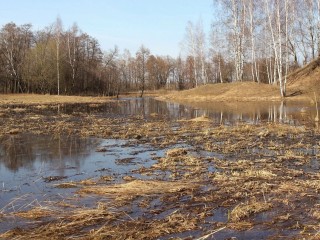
[0,97,319,236]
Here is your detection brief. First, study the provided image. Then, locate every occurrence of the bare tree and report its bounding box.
[136,45,150,97]
[66,23,79,91]
[0,23,33,93]
[54,17,63,95]
[183,20,207,87]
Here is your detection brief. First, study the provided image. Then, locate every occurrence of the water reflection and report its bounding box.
[3,97,319,126]
[109,98,319,125]
[0,135,101,172]
[0,98,318,175]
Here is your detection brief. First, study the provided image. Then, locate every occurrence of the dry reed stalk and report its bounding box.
[195,226,227,240]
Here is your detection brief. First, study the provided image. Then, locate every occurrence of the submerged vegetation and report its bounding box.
[2,0,320,239]
[0,97,319,239]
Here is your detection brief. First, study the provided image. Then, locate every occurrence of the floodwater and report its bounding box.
[0,135,163,206]
[0,97,319,236]
[61,97,319,125]
[3,97,318,124]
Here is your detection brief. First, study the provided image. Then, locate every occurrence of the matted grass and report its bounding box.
[229,201,273,222]
[0,94,113,105]
[79,180,199,197]
[1,99,320,239]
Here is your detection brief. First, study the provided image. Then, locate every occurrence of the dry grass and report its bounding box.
[157,82,281,103]
[1,97,320,239]
[312,208,320,220]
[157,63,320,104]
[190,116,210,122]
[79,180,198,197]
[1,202,120,240]
[0,94,112,105]
[14,206,57,219]
[229,201,272,222]
[166,148,188,157]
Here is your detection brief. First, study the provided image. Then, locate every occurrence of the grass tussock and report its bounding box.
[166,148,188,157]
[79,180,198,197]
[229,201,272,222]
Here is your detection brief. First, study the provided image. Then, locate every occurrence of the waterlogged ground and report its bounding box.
[0,97,319,239]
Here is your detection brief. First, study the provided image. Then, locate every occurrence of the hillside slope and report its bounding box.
[287,58,320,95]
[158,82,281,103]
[159,59,320,103]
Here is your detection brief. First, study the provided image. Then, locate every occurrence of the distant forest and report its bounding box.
[0,0,319,96]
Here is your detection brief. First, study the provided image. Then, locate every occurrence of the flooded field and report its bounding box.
[0,97,319,239]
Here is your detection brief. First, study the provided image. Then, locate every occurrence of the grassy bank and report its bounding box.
[157,81,320,105]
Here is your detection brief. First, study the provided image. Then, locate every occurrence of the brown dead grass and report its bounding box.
[166,148,188,157]
[1,202,120,240]
[1,99,320,239]
[14,207,57,219]
[158,58,320,103]
[79,180,198,197]
[0,94,112,105]
[157,82,281,103]
[229,201,272,222]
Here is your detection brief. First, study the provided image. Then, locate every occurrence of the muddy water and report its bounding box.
[0,97,319,236]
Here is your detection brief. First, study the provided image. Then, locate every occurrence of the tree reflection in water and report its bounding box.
[0,134,101,172]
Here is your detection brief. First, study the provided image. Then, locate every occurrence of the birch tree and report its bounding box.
[231,0,246,82]
[183,20,207,87]
[215,0,246,82]
[0,23,33,93]
[54,17,63,95]
[136,45,150,97]
[66,23,79,91]
[247,0,259,82]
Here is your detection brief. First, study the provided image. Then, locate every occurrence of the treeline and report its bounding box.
[207,0,320,97]
[1,0,320,96]
[0,19,217,96]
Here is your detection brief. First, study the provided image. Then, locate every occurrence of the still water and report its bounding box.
[8,97,316,125]
[84,98,318,125]
[0,97,318,233]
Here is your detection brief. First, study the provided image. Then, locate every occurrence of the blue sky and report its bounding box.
[0,0,214,57]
